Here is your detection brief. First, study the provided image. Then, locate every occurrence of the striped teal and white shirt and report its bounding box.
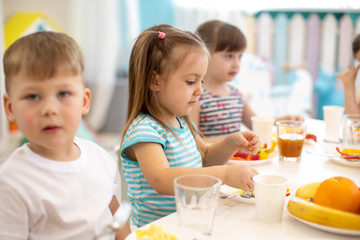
[120,113,202,227]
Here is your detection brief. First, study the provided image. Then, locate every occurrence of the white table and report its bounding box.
[153,119,360,239]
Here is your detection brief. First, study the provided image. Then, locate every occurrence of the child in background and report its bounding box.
[337,34,360,114]
[0,32,130,240]
[191,20,304,142]
[119,24,259,228]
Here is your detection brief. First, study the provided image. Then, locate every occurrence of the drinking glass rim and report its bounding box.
[275,120,306,127]
[174,174,222,190]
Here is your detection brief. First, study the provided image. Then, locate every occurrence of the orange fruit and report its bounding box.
[314,176,360,214]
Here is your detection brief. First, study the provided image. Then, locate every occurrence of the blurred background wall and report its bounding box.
[0,0,359,148]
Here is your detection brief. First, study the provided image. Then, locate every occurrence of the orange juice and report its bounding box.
[278,133,304,157]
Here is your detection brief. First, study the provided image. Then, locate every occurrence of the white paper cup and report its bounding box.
[253,174,288,223]
[174,174,221,235]
[323,105,344,142]
[251,116,275,147]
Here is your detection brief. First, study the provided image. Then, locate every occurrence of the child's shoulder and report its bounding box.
[130,113,164,130]
[0,144,29,173]
[228,84,243,97]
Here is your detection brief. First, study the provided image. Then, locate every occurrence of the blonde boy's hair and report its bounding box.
[3,31,84,93]
[120,24,209,156]
[196,20,246,53]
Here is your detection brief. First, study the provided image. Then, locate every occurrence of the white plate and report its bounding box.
[125,224,210,240]
[228,150,277,166]
[325,147,360,168]
[220,184,255,204]
[284,204,360,236]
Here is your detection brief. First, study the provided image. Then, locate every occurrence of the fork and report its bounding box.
[95,201,132,240]
[221,191,253,199]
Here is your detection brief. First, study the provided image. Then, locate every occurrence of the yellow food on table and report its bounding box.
[231,189,245,195]
[287,196,360,230]
[287,177,360,230]
[135,225,178,240]
[341,148,360,156]
[295,182,321,200]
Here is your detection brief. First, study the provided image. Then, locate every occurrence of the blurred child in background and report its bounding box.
[191,20,304,142]
[337,34,360,114]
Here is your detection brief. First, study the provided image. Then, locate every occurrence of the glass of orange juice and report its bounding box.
[276,121,306,162]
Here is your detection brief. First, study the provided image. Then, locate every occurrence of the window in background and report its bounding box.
[173,0,358,13]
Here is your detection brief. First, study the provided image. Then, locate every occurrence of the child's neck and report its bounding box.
[204,78,230,96]
[28,142,80,161]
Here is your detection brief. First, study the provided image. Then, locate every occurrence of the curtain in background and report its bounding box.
[75,0,120,131]
[82,0,141,131]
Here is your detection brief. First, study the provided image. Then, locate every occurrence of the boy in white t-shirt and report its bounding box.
[0,31,130,239]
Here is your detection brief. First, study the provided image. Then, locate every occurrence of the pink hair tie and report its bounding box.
[157,31,166,39]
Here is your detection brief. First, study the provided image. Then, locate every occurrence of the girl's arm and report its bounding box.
[198,131,260,167]
[337,65,360,114]
[131,141,258,195]
[241,98,256,130]
[109,196,131,240]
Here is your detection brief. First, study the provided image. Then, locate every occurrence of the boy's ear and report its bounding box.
[3,94,16,122]
[150,71,160,91]
[82,88,91,115]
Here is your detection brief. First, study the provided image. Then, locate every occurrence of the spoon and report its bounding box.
[221,191,253,199]
[95,201,132,239]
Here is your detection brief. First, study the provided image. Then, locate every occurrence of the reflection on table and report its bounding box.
[152,119,360,239]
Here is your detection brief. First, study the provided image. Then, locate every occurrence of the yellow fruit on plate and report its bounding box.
[295,182,321,200]
[287,196,360,230]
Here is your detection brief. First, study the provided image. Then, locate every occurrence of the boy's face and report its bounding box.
[206,49,245,83]
[3,70,90,159]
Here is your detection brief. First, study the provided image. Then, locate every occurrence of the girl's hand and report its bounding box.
[336,65,360,86]
[233,131,260,155]
[224,165,258,191]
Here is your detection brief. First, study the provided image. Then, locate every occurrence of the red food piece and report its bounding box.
[232,150,260,161]
[233,150,249,159]
[286,188,290,196]
[305,133,317,142]
[247,154,260,160]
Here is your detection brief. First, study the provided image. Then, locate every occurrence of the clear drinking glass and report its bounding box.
[174,174,221,236]
[342,114,360,150]
[276,120,306,162]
